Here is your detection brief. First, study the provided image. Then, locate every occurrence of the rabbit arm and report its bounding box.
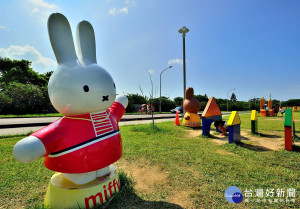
[109,96,128,123]
[115,95,128,108]
[13,136,46,163]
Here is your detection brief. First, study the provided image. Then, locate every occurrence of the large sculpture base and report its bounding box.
[45,165,120,209]
[182,112,201,127]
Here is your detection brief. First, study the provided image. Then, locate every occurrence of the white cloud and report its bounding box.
[168,59,183,65]
[108,0,136,16]
[32,8,40,14]
[124,0,136,6]
[25,0,59,21]
[108,7,128,16]
[147,69,154,74]
[27,0,58,9]
[0,25,10,31]
[0,45,57,73]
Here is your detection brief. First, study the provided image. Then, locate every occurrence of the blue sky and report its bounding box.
[0,0,299,102]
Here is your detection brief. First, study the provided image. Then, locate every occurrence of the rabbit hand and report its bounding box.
[13,136,46,163]
[115,95,128,108]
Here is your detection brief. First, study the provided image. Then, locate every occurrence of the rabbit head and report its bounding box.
[183,87,201,113]
[47,13,116,116]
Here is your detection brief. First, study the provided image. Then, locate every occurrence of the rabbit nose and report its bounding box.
[102,95,109,102]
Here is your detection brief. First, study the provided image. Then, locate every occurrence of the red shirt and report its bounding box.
[31,102,125,173]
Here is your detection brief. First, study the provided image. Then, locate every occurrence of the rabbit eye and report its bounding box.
[83,85,89,92]
[113,83,116,88]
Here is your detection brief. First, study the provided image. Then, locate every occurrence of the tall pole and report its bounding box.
[183,35,186,104]
[249,96,255,111]
[159,66,172,113]
[227,88,235,112]
[160,74,161,113]
[178,26,189,110]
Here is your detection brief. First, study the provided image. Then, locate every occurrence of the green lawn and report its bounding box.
[0,112,299,208]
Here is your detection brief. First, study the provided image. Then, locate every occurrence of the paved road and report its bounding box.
[0,111,245,136]
[0,114,179,126]
[0,118,176,136]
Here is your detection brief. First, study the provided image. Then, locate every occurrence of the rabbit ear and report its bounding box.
[48,13,78,66]
[76,20,97,65]
[185,87,194,99]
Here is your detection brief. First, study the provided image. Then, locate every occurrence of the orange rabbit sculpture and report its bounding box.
[183,87,201,127]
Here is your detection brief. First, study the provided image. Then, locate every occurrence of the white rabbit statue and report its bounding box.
[13,13,128,185]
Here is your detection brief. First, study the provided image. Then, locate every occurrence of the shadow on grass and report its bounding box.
[255,132,281,138]
[292,144,300,153]
[191,126,202,130]
[236,141,273,152]
[95,171,183,209]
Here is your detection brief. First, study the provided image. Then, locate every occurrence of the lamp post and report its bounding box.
[159,65,172,113]
[227,88,235,112]
[178,26,189,108]
[249,96,255,111]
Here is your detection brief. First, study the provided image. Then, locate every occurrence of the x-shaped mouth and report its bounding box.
[102,95,109,102]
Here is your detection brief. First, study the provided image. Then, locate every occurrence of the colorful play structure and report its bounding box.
[251,110,258,134]
[201,97,222,136]
[260,96,274,117]
[227,111,241,143]
[182,87,201,127]
[284,108,298,151]
[200,97,242,143]
[284,109,293,151]
[13,13,127,208]
[179,90,298,149]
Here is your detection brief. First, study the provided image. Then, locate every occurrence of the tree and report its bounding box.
[0,82,54,114]
[147,70,154,129]
[152,97,176,112]
[194,94,209,103]
[0,57,55,114]
[230,93,237,102]
[125,93,147,112]
[0,57,52,86]
[174,97,183,106]
[285,99,300,107]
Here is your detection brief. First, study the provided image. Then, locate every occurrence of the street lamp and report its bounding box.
[227,88,236,112]
[249,96,255,111]
[178,26,189,108]
[159,65,172,113]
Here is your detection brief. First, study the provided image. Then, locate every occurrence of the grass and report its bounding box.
[1,113,299,208]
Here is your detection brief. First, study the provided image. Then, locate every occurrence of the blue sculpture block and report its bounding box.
[228,124,240,143]
[202,115,222,136]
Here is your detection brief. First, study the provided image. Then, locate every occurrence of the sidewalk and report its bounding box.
[0,114,181,129]
[0,116,177,136]
[0,111,240,136]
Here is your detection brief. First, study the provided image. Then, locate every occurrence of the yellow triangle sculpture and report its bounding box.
[202,97,222,117]
[251,110,258,121]
[227,111,241,126]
